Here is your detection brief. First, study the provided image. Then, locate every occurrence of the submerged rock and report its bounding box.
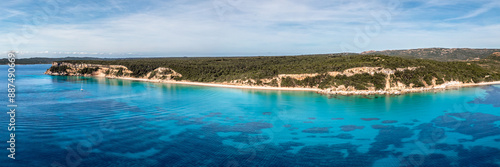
[361,118,380,121]
[340,125,365,132]
[302,127,332,134]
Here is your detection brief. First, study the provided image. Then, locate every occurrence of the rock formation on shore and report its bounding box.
[45,62,182,81]
[46,62,483,95]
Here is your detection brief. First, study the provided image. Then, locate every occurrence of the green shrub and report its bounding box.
[116,68,124,76]
[78,67,99,74]
[148,71,157,79]
[49,65,69,73]
[58,54,500,89]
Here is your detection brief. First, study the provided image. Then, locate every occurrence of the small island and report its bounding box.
[45,50,500,95]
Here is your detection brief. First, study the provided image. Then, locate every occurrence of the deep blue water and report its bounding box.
[1,64,500,167]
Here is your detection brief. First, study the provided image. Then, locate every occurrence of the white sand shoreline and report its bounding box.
[103,76,500,95]
[44,62,500,95]
[108,76,322,92]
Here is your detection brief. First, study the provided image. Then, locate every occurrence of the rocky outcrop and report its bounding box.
[45,62,181,81]
[45,63,481,95]
[145,67,182,80]
[329,67,419,77]
[44,62,133,76]
[229,66,421,90]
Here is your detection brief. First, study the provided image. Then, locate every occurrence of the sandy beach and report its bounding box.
[456,81,500,87]
[109,76,322,92]
[106,76,500,95]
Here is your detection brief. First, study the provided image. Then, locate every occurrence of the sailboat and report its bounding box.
[80,83,84,91]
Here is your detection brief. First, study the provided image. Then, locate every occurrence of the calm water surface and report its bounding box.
[1,64,500,166]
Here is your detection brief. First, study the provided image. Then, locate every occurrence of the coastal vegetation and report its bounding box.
[78,67,100,74]
[57,54,500,90]
[362,48,500,61]
[49,65,70,73]
[280,73,386,90]
[486,53,500,61]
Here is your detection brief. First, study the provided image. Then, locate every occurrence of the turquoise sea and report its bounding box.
[1,64,500,166]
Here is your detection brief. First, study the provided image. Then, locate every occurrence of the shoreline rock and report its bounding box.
[45,62,500,96]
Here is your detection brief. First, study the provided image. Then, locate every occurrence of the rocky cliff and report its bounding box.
[45,62,182,81]
[45,62,473,95]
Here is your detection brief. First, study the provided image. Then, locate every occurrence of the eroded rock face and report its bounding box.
[44,62,181,80]
[44,62,133,77]
[45,62,491,95]
[231,66,423,91]
[145,67,182,80]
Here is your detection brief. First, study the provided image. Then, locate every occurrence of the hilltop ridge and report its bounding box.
[45,54,500,95]
[361,48,500,61]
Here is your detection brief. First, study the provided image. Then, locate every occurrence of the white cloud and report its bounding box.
[1,0,499,57]
[447,1,500,20]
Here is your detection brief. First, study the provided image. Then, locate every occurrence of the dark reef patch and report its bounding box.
[400,154,452,167]
[415,123,446,144]
[294,144,372,166]
[431,112,500,140]
[382,120,398,124]
[370,125,413,152]
[458,138,471,143]
[319,133,354,139]
[356,138,371,141]
[435,143,462,151]
[279,141,305,150]
[361,118,380,121]
[456,146,500,167]
[207,112,222,117]
[402,123,415,126]
[468,86,500,107]
[202,122,273,134]
[155,110,223,126]
[227,133,271,143]
[371,125,390,129]
[302,127,332,134]
[340,125,365,132]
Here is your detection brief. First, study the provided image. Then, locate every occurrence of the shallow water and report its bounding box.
[1,64,500,166]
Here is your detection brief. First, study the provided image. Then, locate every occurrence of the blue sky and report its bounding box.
[1,0,500,58]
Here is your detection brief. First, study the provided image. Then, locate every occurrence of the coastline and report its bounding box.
[457,81,500,87]
[101,76,500,95]
[43,62,500,95]
[108,76,322,92]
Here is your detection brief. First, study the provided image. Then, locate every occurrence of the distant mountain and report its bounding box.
[487,52,500,61]
[0,57,115,64]
[361,48,500,61]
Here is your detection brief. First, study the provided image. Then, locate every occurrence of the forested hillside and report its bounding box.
[0,57,111,64]
[361,48,500,61]
[58,54,500,90]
